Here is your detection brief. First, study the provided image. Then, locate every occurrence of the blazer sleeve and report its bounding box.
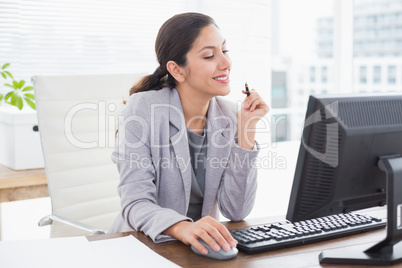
[217,142,259,221]
[112,93,191,243]
[213,97,260,221]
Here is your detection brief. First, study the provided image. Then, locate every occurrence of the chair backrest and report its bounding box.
[34,73,143,237]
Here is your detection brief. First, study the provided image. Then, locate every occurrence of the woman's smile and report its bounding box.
[213,74,230,83]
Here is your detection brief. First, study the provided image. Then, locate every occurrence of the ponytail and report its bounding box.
[129,66,175,96]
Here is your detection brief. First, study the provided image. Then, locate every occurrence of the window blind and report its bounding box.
[0,0,271,104]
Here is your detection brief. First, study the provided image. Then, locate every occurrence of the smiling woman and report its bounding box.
[109,12,269,257]
[0,0,272,242]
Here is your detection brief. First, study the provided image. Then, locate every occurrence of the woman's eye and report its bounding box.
[204,50,229,59]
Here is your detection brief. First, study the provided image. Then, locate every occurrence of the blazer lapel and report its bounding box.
[202,98,233,216]
[169,89,192,211]
[168,90,234,217]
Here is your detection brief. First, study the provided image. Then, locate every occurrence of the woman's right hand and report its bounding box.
[237,88,270,150]
[163,216,237,254]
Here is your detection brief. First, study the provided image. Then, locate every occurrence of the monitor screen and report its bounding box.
[286,93,402,222]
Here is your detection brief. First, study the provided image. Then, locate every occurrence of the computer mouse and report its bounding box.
[191,239,238,260]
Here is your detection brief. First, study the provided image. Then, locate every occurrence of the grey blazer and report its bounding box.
[109,87,259,242]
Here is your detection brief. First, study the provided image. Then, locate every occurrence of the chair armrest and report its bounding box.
[38,214,105,235]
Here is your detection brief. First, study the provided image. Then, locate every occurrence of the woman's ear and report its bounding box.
[166,61,185,83]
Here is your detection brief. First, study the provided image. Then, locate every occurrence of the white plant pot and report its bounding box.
[0,105,44,170]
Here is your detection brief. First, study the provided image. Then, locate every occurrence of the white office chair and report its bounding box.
[34,73,143,237]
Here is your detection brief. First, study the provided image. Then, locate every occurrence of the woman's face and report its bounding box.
[180,24,232,99]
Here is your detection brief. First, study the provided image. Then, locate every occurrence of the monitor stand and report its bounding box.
[319,155,402,265]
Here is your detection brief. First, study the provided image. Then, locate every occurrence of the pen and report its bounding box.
[245,82,250,97]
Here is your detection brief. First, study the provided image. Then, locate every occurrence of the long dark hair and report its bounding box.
[129,12,218,95]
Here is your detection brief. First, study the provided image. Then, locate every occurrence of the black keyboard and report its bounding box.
[230,212,385,254]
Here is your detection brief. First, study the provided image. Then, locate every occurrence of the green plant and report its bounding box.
[0,63,35,110]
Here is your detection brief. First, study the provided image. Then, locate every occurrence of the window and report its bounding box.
[321,66,328,83]
[271,0,402,143]
[359,66,367,84]
[0,0,186,81]
[353,0,401,92]
[270,0,334,142]
[388,65,396,84]
[310,67,316,83]
[271,71,287,108]
[373,66,381,84]
[0,0,271,107]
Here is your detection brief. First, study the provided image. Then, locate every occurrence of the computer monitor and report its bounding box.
[285,93,402,265]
